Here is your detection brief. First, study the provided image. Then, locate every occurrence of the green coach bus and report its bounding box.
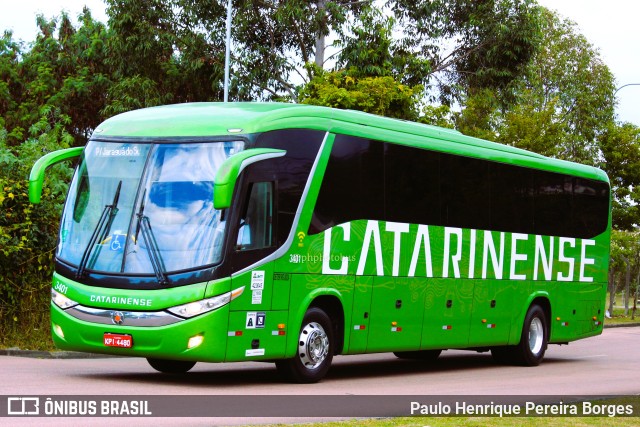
[29,102,610,383]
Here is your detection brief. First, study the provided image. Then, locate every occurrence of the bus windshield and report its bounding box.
[58,140,244,277]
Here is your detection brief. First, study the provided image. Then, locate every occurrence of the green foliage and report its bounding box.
[0,12,94,347]
[0,121,73,348]
[455,8,616,164]
[1,9,111,147]
[419,105,456,129]
[610,230,640,272]
[599,122,640,230]
[388,0,542,105]
[300,66,423,120]
[105,0,224,105]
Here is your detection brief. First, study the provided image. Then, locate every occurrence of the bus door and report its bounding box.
[225,173,288,361]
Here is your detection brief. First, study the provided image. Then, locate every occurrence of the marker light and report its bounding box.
[167,287,244,318]
[51,289,78,309]
[187,335,204,349]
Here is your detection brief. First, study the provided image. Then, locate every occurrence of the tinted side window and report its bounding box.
[310,135,384,234]
[309,133,608,239]
[572,177,610,238]
[490,163,534,233]
[385,143,441,226]
[236,182,274,251]
[534,171,573,236]
[441,154,491,230]
[255,129,324,244]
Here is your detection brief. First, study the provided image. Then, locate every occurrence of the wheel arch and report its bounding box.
[309,294,345,355]
[287,289,345,358]
[511,293,551,344]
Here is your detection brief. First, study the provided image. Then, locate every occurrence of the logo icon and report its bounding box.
[7,397,39,415]
[111,311,125,325]
[297,231,306,247]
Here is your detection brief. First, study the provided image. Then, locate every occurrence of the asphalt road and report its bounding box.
[1,326,639,425]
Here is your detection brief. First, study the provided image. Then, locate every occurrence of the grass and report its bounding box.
[604,292,640,325]
[606,307,640,325]
[0,308,56,351]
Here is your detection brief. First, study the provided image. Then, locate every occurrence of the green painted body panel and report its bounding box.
[53,272,208,311]
[281,219,608,352]
[421,278,473,349]
[50,302,230,362]
[40,102,609,365]
[366,277,426,352]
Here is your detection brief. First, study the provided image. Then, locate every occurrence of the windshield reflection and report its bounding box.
[58,140,244,276]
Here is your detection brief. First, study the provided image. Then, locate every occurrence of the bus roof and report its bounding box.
[93,102,608,183]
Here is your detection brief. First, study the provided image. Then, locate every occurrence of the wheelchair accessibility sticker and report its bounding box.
[109,233,127,252]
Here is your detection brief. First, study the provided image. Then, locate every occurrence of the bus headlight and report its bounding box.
[51,289,79,309]
[167,286,244,318]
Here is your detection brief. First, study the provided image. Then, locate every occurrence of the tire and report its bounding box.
[393,350,442,361]
[146,358,196,374]
[276,307,334,383]
[492,304,548,366]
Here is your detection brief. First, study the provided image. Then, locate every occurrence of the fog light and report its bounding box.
[188,335,204,349]
[53,324,65,339]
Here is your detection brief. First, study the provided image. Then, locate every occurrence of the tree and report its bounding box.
[0,10,109,348]
[104,0,226,107]
[299,7,424,119]
[299,66,423,120]
[455,8,616,166]
[609,230,640,317]
[1,9,111,147]
[101,1,541,104]
[599,122,640,230]
[388,0,542,105]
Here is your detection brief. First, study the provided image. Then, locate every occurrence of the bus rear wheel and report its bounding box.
[146,358,196,374]
[491,304,548,366]
[276,307,334,383]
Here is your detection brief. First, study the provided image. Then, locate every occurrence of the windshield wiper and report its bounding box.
[135,192,169,286]
[76,180,122,279]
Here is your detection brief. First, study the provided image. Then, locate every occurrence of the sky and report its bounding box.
[0,0,639,125]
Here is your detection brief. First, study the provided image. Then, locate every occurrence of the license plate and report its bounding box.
[104,333,133,348]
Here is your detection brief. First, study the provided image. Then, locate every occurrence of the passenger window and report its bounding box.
[236,182,274,251]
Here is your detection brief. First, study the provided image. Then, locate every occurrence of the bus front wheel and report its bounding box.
[276,307,334,383]
[146,358,196,374]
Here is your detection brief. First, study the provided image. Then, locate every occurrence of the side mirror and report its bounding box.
[29,147,84,204]
[213,148,285,210]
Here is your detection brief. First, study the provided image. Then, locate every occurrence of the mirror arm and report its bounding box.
[213,148,285,210]
[29,146,84,204]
